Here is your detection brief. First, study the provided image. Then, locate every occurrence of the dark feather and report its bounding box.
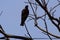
[20,5,29,26]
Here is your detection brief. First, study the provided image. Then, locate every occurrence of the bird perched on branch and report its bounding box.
[20,5,29,26]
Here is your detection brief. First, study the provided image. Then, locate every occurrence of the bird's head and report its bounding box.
[25,5,28,8]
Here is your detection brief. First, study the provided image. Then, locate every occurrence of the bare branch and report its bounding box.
[35,0,60,32]
[35,25,60,38]
[25,24,32,38]
[44,16,52,40]
[24,2,39,6]
[0,25,32,40]
[50,3,60,12]
[0,11,3,16]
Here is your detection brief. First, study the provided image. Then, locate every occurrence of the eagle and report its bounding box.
[20,5,29,26]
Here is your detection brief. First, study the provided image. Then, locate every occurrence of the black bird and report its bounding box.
[20,5,29,26]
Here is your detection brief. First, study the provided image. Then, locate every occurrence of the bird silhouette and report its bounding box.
[20,5,29,26]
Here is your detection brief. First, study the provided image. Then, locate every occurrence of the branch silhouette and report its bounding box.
[35,0,60,32]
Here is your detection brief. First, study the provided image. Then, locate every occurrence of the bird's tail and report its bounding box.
[20,21,24,26]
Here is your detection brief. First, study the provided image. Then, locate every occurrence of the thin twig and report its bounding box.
[0,25,5,32]
[44,14,52,40]
[0,25,9,40]
[50,3,60,12]
[24,2,39,6]
[35,25,60,38]
[25,24,32,38]
[28,0,38,26]
[0,11,3,16]
[37,13,46,19]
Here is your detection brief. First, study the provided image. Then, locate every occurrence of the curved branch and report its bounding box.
[0,31,32,40]
[35,25,60,38]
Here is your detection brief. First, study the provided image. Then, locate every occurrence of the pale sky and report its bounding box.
[0,0,60,40]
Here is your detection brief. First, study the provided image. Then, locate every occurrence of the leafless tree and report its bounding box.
[0,0,60,40]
